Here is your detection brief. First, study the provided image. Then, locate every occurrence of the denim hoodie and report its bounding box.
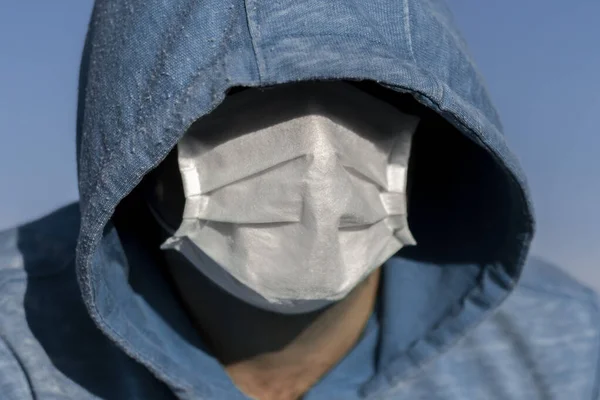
[1,0,599,399]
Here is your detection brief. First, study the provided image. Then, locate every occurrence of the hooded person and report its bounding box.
[1,0,599,399]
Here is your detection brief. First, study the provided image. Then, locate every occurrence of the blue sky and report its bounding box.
[1,1,598,289]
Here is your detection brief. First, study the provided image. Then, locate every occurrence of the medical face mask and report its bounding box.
[159,82,420,314]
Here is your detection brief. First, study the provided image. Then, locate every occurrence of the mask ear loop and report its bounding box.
[147,201,177,236]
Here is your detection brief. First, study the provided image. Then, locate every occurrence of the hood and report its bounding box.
[75,0,534,397]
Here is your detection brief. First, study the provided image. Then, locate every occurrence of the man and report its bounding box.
[0,1,598,399]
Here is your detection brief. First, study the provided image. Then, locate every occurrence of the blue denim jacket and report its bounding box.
[1,0,599,399]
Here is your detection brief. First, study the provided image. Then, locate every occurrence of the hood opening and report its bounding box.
[124,80,514,275]
[113,77,520,361]
[90,79,531,397]
[111,79,520,324]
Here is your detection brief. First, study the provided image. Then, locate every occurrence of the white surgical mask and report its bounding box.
[159,82,419,314]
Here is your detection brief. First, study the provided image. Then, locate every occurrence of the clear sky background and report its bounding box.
[1,2,598,289]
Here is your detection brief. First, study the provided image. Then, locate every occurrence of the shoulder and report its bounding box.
[443,256,600,398]
[0,203,80,281]
[517,255,598,303]
[489,256,600,398]
[0,203,82,349]
[0,203,126,398]
[0,203,83,326]
[0,204,83,397]
[505,256,599,341]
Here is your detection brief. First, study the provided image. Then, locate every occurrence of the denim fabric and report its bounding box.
[1,0,599,399]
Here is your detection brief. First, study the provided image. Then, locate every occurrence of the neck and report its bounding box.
[164,250,380,400]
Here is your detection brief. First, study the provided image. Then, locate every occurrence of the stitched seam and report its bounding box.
[262,32,390,49]
[242,0,263,80]
[403,0,416,63]
[133,0,201,130]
